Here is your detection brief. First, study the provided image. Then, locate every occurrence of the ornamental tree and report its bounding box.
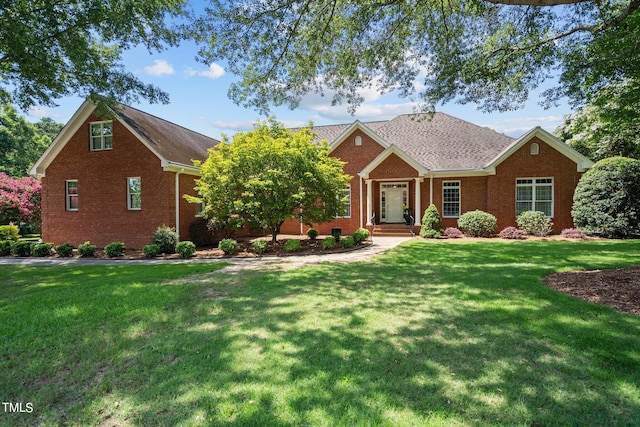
[191,119,351,242]
[0,172,41,231]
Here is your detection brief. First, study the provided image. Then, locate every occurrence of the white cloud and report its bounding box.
[481,115,566,137]
[184,63,225,80]
[27,106,51,119]
[144,59,175,76]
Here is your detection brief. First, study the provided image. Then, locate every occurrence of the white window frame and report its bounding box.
[90,121,113,151]
[66,180,78,211]
[442,180,461,218]
[336,186,351,218]
[516,178,554,217]
[127,177,141,210]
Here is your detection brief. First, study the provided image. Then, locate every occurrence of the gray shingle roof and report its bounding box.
[116,105,219,166]
[313,113,515,171]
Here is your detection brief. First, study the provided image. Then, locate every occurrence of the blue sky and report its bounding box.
[24,39,572,141]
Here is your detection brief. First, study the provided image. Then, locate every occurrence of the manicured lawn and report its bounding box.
[1,240,640,426]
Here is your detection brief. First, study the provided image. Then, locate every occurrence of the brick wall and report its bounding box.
[41,113,195,248]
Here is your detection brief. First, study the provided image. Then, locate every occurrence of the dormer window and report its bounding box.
[355,135,362,146]
[90,121,113,151]
[530,142,539,155]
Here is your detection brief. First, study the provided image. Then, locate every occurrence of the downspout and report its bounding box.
[175,168,184,242]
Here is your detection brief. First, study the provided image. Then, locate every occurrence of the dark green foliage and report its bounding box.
[321,236,336,250]
[572,157,640,238]
[143,244,160,258]
[517,211,553,236]
[0,224,19,241]
[176,241,196,259]
[11,241,34,257]
[0,240,12,256]
[457,210,497,237]
[341,236,355,248]
[188,218,218,247]
[352,227,370,244]
[284,239,301,252]
[420,204,443,238]
[31,242,53,257]
[218,239,238,255]
[104,242,126,258]
[152,226,178,254]
[306,228,319,240]
[252,239,268,254]
[77,241,96,257]
[55,243,74,257]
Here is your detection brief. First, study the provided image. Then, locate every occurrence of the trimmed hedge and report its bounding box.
[457,210,497,237]
[176,241,196,258]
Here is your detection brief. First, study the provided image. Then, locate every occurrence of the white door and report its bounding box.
[380,183,408,222]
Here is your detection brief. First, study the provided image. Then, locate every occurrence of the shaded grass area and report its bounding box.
[2,240,640,426]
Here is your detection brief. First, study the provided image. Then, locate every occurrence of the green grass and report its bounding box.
[1,240,640,426]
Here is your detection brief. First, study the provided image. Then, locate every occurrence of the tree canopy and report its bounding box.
[191,120,351,242]
[195,0,640,114]
[0,0,187,111]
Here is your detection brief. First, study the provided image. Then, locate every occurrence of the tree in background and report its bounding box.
[556,79,640,161]
[0,172,41,233]
[194,1,639,114]
[33,118,64,144]
[0,0,187,111]
[191,120,351,242]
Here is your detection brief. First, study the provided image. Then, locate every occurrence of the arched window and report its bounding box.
[355,135,362,146]
[530,142,539,155]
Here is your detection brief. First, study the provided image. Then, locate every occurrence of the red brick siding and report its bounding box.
[41,113,199,248]
[428,176,489,230]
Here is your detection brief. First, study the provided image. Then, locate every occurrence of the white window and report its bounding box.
[127,177,141,210]
[530,142,539,155]
[355,135,362,146]
[66,180,78,211]
[516,178,553,217]
[90,121,113,151]
[442,181,460,217]
[336,186,351,218]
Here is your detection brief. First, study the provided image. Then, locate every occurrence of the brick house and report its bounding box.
[280,113,593,236]
[30,100,219,248]
[32,101,592,247]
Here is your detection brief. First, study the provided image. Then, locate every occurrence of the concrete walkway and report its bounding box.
[0,236,414,271]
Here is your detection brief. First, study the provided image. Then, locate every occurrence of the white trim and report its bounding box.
[329,120,390,153]
[414,177,423,226]
[516,177,554,218]
[359,145,428,179]
[380,181,409,223]
[127,177,142,210]
[65,180,78,211]
[442,180,461,218]
[89,120,113,151]
[366,179,373,226]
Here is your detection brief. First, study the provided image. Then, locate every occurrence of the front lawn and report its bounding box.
[1,240,640,426]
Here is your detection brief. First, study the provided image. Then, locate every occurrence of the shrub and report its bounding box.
[11,241,34,257]
[306,228,319,240]
[176,241,196,258]
[104,242,126,258]
[517,211,553,236]
[572,157,640,238]
[0,224,19,241]
[420,204,443,238]
[284,239,301,252]
[561,228,586,239]
[457,210,497,237]
[152,226,178,254]
[341,236,355,248]
[77,241,96,257]
[331,229,341,242]
[32,242,53,257]
[55,243,74,257]
[352,227,370,244]
[0,240,13,256]
[322,236,336,250]
[188,218,218,247]
[499,226,526,240]
[444,227,463,238]
[252,239,268,254]
[219,238,238,255]
[143,244,160,258]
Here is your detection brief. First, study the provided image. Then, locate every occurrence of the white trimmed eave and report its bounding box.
[29,99,96,178]
[163,161,201,176]
[429,168,491,178]
[329,120,390,153]
[359,144,429,179]
[485,126,594,173]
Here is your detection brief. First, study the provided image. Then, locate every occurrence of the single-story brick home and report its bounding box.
[31,100,593,247]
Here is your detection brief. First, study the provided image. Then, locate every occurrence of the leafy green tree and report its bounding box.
[0,104,50,177]
[191,120,351,242]
[33,117,64,144]
[195,1,639,114]
[556,78,640,161]
[572,157,640,238]
[0,0,187,110]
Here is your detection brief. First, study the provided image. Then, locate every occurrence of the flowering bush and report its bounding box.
[561,228,586,239]
[444,227,463,238]
[0,173,41,232]
[499,226,526,240]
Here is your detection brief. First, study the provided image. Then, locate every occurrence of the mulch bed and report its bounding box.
[543,267,640,316]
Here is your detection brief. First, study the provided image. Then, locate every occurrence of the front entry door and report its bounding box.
[380,183,408,222]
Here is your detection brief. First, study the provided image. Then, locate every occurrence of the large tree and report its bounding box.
[0,104,51,177]
[0,0,187,111]
[192,120,351,242]
[195,0,640,114]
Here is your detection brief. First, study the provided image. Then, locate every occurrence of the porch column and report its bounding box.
[365,179,373,226]
[414,177,423,226]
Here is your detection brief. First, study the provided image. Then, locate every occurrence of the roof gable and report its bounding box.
[359,145,428,179]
